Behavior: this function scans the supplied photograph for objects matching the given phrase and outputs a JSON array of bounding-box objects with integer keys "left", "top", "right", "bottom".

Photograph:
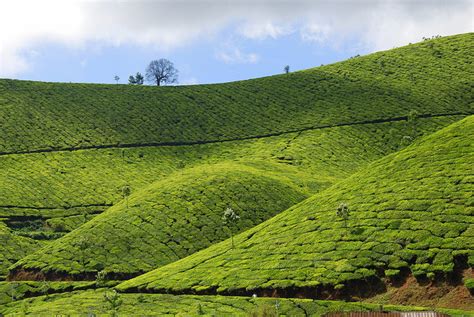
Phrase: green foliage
[
  {"left": 248, "top": 303, "right": 278, "bottom": 317},
  {"left": 1, "top": 34, "right": 472, "bottom": 155},
  {"left": 0, "top": 281, "right": 97, "bottom": 305},
  {"left": 0, "top": 34, "right": 472, "bottom": 313},
  {"left": 336, "top": 202, "right": 350, "bottom": 227},
  {"left": 118, "top": 116, "right": 474, "bottom": 295},
  {"left": 103, "top": 289, "right": 122, "bottom": 316},
  {"left": 0, "top": 290, "right": 471, "bottom": 316},
  {"left": 464, "top": 278, "right": 474, "bottom": 291},
  {"left": 96, "top": 270, "right": 107, "bottom": 287},
  {"left": 11, "top": 163, "right": 308, "bottom": 277}
]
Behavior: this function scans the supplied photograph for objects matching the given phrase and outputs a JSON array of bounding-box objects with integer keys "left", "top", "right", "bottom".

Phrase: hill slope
[
  {"left": 1, "top": 33, "right": 472, "bottom": 154},
  {"left": 1, "top": 33, "right": 472, "bottom": 280},
  {"left": 8, "top": 163, "right": 307, "bottom": 279},
  {"left": 118, "top": 115, "right": 474, "bottom": 309},
  {"left": 0, "top": 223, "right": 41, "bottom": 280}
]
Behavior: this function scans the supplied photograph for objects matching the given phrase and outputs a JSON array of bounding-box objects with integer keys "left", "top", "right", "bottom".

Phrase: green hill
[
  {"left": 118, "top": 115, "right": 474, "bottom": 308},
  {"left": 8, "top": 163, "right": 308, "bottom": 279},
  {"left": 1, "top": 33, "right": 472, "bottom": 280},
  {"left": 1, "top": 117, "right": 461, "bottom": 279},
  {"left": 1, "top": 33, "right": 472, "bottom": 155}
]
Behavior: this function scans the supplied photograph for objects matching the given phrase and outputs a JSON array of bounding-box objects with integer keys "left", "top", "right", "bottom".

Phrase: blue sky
[{"left": 1, "top": 1, "right": 472, "bottom": 85}]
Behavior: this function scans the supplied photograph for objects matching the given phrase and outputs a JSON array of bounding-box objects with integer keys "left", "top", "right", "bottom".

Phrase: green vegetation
[
  {"left": 0, "top": 223, "right": 41, "bottom": 279},
  {"left": 1, "top": 34, "right": 472, "bottom": 154},
  {"left": 9, "top": 163, "right": 308, "bottom": 278},
  {"left": 0, "top": 281, "right": 97, "bottom": 305},
  {"left": 0, "top": 290, "right": 471, "bottom": 316},
  {"left": 1, "top": 117, "right": 460, "bottom": 278},
  {"left": 118, "top": 116, "right": 474, "bottom": 297},
  {"left": 0, "top": 34, "right": 473, "bottom": 313}
]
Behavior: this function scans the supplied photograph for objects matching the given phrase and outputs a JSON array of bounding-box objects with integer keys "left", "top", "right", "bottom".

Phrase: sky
[{"left": 0, "top": 0, "right": 472, "bottom": 85}]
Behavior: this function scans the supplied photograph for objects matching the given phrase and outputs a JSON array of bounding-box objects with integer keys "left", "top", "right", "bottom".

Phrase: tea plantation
[
  {"left": 0, "top": 33, "right": 473, "bottom": 315},
  {"left": 0, "top": 34, "right": 472, "bottom": 155},
  {"left": 9, "top": 163, "right": 308, "bottom": 278},
  {"left": 118, "top": 115, "right": 474, "bottom": 305},
  {"left": 0, "top": 289, "right": 470, "bottom": 316}
]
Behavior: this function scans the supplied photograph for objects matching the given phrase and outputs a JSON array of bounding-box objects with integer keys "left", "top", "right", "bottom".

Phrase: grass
[
  {"left": 0, "top": 289, "right": 471, "bottom": 316},
  {"left": 117, "top": 115, "right": 474, "bottom": 300}
]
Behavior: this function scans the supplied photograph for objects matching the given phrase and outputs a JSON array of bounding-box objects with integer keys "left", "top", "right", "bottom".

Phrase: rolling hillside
[
  {"left": 1, "top": 34, "right": 472, "bottom": 281},
  {"left": 0, "top": 33, "right": 473, "bottom": 314},
  {"left": 1, "top": 33, "right": 472, "bottom": 155},
  {"left": 8, "top": 163, "right": 308, "bottom": 279},
  {"left": 118, "top": 115, "right": 474, "bottom": 309}
]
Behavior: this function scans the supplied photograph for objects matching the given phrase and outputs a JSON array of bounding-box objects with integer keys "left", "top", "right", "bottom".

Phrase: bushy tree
[
  {"left": 336, "top": 202, "right": 350, "bottom": 227},
  {"left": 96, "top": 270, "right": 107, "bottom": 287},
  {"left": 103, "top": 289, "right": 122, "bottom": 316},
  {"left": 128, "top": 72, "right": 144, "bottom": 85},
  {"left": 284, "top": 65, "right": 290, "bottom": 74},
  {"left": 145, "top": 58, "right": 178, "bottom": 86}
]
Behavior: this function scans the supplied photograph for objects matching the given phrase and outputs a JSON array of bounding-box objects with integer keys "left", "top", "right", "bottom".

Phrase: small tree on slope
[{"left": 222, "top": 207, "right": 240, "bottom": 249}]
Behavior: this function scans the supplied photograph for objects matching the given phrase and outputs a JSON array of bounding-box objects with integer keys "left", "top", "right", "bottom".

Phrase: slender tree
[
  {"left": 222, "top": 207, "right": 240, "bottom": 249},
  {"left": 114, "top": 75, "right": 120, "bottom": 84},
  {"left": 145, "top": 59, "right": 178, "bottom": 86},
  {"left": 122, "top": 185, "right": 131, "bottom": 208},
  {"left": 284, "top": 65, "right": 290, "bottom": 74}
]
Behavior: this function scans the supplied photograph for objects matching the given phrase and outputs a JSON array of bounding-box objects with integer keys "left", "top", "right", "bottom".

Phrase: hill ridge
[{"left": 0, "top": 111, "right": 470, "bottom": 157}]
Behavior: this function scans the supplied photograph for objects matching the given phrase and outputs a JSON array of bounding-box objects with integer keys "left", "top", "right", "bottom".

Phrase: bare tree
[{"left": 145, "top": 59, "right": 178, "bottom": 86}]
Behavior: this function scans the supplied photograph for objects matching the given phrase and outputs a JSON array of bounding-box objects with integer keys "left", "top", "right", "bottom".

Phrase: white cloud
[
  {"left": 0, "top": 0, "right": 472, "bottom": 76},
  {"left": 216, "top": 47, "right": 259, "bottom": 64},
  {"left": 300, "top": 24, "right": 332, "bottom": 44},
  {"left": 238, "top": 21, "right": 293, "bottom": 40}
]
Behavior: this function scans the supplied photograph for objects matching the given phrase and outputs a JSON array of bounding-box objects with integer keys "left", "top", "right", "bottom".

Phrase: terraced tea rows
[
  {"left": 9, "top": 163, "right": 309, "bottom": 279},
  {"left": 0, "top": 223, "right": 41, "bottom": 280},
  {"left": 0, "top": 33, "right": 473, "bottom": 314},
  {"left": 118, "top": 116, "right": 474, "bottom": 309},
  {"left": 0, "top": 289, "right": 469, "bottom": 316},
  {"left": 2, "top": 117, "right": 462, "bottom": 279},
  {"left": 1, "top": 34, "right": 472, "bottom": 154}
]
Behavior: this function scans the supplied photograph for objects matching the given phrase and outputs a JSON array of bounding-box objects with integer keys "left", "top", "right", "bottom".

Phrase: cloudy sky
[{"left": 0, "top": 0, "right": 472, "bottom": 84}]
